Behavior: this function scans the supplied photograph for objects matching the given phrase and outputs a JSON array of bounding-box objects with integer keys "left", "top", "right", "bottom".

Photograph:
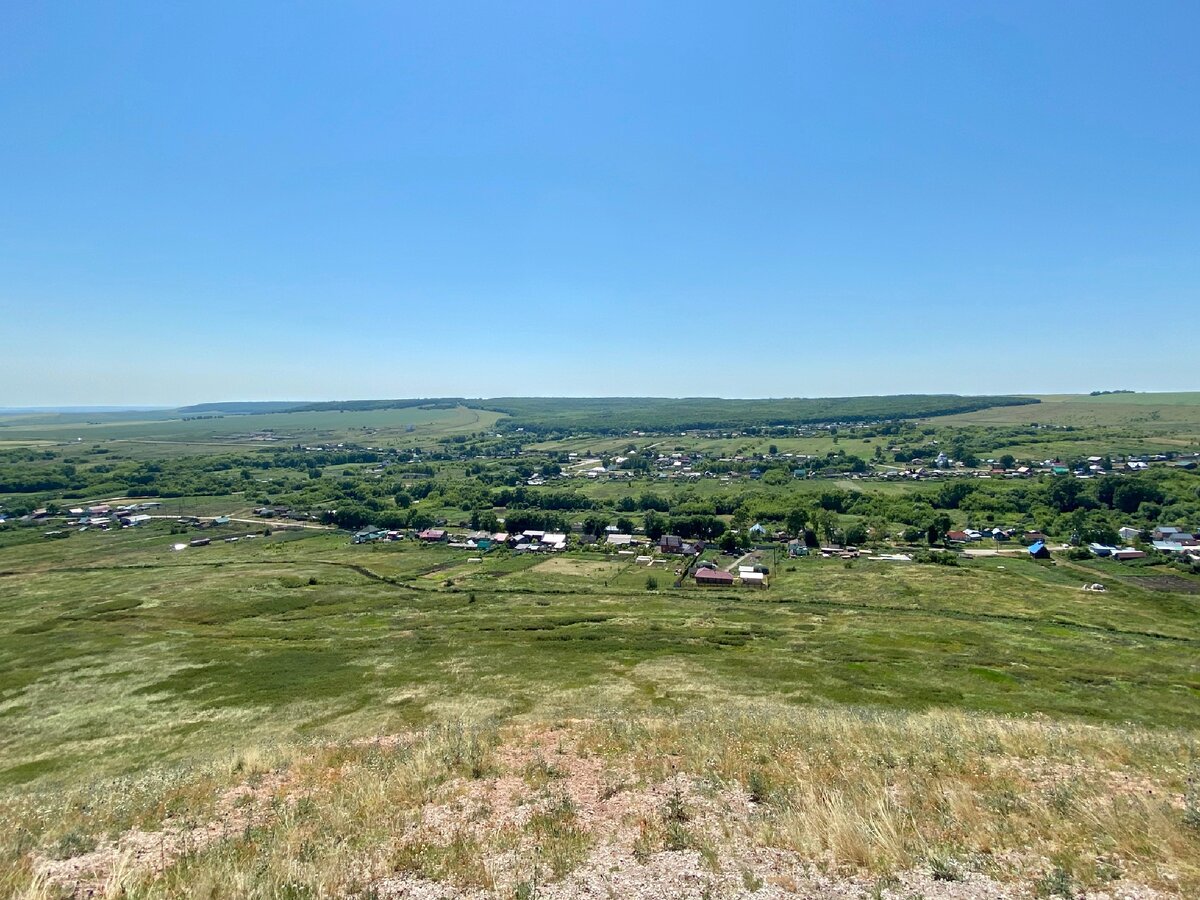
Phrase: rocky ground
[{"left": 30, "top": 725, "right": 1189, "bottom": 899}]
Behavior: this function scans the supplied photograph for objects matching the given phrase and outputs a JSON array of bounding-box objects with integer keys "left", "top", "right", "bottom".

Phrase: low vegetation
[{"left": 1, "top": 392, "right": 1198, "bottom": 896}]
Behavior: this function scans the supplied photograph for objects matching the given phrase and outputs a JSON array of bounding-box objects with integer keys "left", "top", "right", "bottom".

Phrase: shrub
[
  {"left": 915, "top": 550, "right": 959, "bottom": 566},
  {"left": 1035, "top": 866, "right": 1074, "bottom": 898}
]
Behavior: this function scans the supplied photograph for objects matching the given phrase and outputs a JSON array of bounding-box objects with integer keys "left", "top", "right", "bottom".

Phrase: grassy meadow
[
  {"left": 2, "top": 393, "right": 1200, "bottom": 897},
  {"left": 0, "top": 528, "right": 1195, "bottom": 897}
]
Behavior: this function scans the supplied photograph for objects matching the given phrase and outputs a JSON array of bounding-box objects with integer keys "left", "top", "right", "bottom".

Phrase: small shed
[{"left": 1028, "top": 541, "right": 1051, "bottom": 560}]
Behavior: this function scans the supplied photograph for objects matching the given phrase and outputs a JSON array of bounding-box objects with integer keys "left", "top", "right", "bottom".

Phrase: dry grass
[
  {"left": 529, "top": 557, "right": 618, "bottom": 578},
  {"left": 579, "top": 706, "right": 1200, "bottom": 890},
  {"left": 4, "top": 708, "right": 1198, "bottom": 898}
]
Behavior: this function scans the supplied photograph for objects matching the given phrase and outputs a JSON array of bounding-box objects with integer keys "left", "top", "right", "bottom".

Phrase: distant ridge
[
  {"left": 176, "top": 401, "right": 310, "bottom": 415},
  {"left": 0, "top": 406, "right": 173, "bottom": 414},
  {"left": 238, "top": 394, "right": 1041, "bottom": 434}
]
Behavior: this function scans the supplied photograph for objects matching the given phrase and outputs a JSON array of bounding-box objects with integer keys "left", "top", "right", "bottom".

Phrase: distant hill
[
  {"left": 290, "top": 398, "right": 467, "bottom": 413},
  {"left": 176, "top": 401, "right": 309, "bottom": 415},
  {"left": 474, "top": 395, "right": 1040, "bottom": 434},
  {"left": 252, "top": 394, "right": 1040, "bottom": 434}
]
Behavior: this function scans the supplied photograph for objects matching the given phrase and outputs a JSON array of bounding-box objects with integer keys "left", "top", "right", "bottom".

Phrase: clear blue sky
[{"left": 2, "top": 1, "right": 1197, "bottom": 405}]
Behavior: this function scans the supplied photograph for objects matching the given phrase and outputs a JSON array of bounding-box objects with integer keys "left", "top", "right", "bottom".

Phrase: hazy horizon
[{"left": 6, "top": 389, "right": 1200, "bottom": 415}]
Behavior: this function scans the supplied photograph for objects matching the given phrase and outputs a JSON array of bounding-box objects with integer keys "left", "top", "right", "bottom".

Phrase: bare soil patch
[
  {"left": 30, "top": 722, "right": 1191, "bottom": 899},
  {"left": 532, "top": 558, "right": 618, "bottom": 578}
]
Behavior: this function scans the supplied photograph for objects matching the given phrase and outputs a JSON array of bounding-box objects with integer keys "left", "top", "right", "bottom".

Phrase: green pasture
[
  {"left": 938, "top": 392, "right": 1200, "bottom": 428},
  {"left": 0, "top": 405, "right": 501, "bottom": 447},
  {"left": 1, "top": 525, "right": 1197, "bottom": 791}
]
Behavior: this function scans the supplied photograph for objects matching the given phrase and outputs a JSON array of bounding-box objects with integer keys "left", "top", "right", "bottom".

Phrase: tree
[
  {"left": 470, "top": 509, "right": 499, "bottom": 532},
  {"left": 582, "top": 514, "right": 608, "bottom": 537},
  {"left": 616, "top": 516, "right": 635, "bottom": 534},
  {"left": 643, "top": 511, "right": 666, "bottom": 540},
  {"left": 785, "top": 507, "right": 809, "bottom": 537},
  {"left": 638, "top": 493, "right": 669, "bottom": 512},
  {"left": 1048, "top": 477, "right": 1084, "bottom": 513},
  {"left": 927, "top": 513, "right": 953, "bottom": 546},
  {"left": 844, "top": 522, "right": 869, "bottom": 545},
  {"left": 999, "top": 454, "right": 1015, "bottom": 470},
  {"left": 731, "top": 506, "right": 750, "bottom": 531},
  {"left": 768, "top": 444, "right": 779, "bottom": 455},
  {"left": 815, "top": 510, "right": 839, "bottom": 544},
  {"left": 1112, "top": 480, "right": 1164, "bottom": 514}
]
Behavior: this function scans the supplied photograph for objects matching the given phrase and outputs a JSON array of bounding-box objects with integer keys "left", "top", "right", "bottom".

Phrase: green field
[
  {"left": 2, "top": 524, "right": 1197, "bottom": 791},
  {"left": 2, "top": 393, "right": 1200, "bottom": 897},
  {"left": 0, "top": 405, "right": 502, "bottom": 449}
]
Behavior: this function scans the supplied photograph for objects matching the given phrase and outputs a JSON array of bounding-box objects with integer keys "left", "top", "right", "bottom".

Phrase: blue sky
[{"left": 1, "top": 1, "right": 1197, "bottom": 405}]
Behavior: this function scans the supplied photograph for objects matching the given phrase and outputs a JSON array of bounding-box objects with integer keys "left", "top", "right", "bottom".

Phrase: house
[
  {"left": 1112, "top": 548, "right": 1146, "bottom": 560},
  {"left": 211, "top": 515, "right": 230, "bottom": 526},
  {"left": 122, "top": 514, "right": 152, "bottom": 527},
  {"left": 1152, "top": 540, "right": 1185, "bottom": 554},
  {"left": 606, "top": 533, "right": 634, "bottom": 547},
  {"left": 418, "top": 528, "right": 447, "bottom": 542},
  {"left": 660, "top": 535, "right": 684, "bottom": 554},
  {"left": 1118, "top": 526, "right": 1142, "bottom": 543},
  {"left": 353, "top": 527, "right": 387, "bottom": 544},
  {"left": 695, "top": 568, "right": 735, "bottom": 586},
  {"left": 1028, "top": 541, "right": 1051, "bottom": 559},
  {"left": 1023, "top": 531, "right": 1047, "bottom": 545},
  {"left": 1088, "top": 543, "right": 1116, "bottom": 557},
  {"left": 945, "top": 530, "right": 970, "bottom": 544},
  {"left": 740, "top": 571, "right": 766, "bottom": 587},
  {"left": 748, "top": 523, "right": 767, "bottom": 537},
  {"left": 1152, "top": 526, "right": 1184, "bottom": 542},
  {"left": 787, "top": 541, "right": 808, "bottom": 557},
  {"left": 540, "top": 533, "right": 568, "bottom": 550}
]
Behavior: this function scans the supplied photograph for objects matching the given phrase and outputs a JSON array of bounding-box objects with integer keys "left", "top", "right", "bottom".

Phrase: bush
[
  {"left": 645, "top": 575, "right": 658, "bottom": 591},
  {"left": 1035, "top": 866, "right": 1074, "bottom": 898},
  {"left": 915, "top": 550, "right": 959, "bottom": 566}
]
